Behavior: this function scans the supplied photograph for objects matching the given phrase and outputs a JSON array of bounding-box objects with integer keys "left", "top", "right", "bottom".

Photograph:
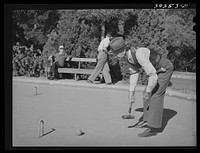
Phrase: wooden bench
[
  {"left": 58, "top": 58, "right": 98, "bottom": 80},
  {"left": 47, "top": 57, "right": 100, "bottom": 80}
]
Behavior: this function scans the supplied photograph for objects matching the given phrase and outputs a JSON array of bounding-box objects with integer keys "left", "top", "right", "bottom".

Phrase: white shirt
[
  {"left": 127, "top": 50, "right": 135, "bottom": 64},
  {"left": 98, "top": 36, "right": 110, "bottom": 52},
  {"left": 129, "top": 47, "right": 158, "bottom": 93}
]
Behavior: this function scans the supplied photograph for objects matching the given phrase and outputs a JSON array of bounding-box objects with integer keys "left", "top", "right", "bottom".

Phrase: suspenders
[{"left": 127, "top": 48, "right": 140, "bottom": 67}]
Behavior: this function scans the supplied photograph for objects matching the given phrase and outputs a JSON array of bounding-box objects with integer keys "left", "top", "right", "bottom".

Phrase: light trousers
[{"left": 88, "top": 50, "right": 112, "bottom": 83}]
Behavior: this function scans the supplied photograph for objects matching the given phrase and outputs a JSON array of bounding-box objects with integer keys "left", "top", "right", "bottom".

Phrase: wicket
[{"left": 38, "top": 120, "right": 44, "bottom": 138}]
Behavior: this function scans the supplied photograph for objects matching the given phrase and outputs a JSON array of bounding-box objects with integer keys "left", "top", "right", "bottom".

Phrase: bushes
[
  {"left": 12, "top": 42, "right": 151, "bottom": 85},
  {"left": 12, "top": 43, "right": 45, "bottom": 77},
  {"left": 12, "top": 9, "right": 196, "bottom": 83},
  {"left": 12, "top": 42, "right": 149, "bottom": 85}
]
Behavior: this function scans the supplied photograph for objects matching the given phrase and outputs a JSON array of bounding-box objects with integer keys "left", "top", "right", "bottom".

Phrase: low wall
[{"left": 170, "top": 71, "right": 196, "bottom": 91}]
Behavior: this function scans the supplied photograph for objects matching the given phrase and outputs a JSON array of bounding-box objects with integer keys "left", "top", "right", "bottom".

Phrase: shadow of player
[{"left": 129, "top": 108, "right": 177, "bottom": 133}]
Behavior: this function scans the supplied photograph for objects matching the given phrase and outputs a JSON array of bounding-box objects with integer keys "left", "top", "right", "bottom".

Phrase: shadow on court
[{"left": 129, "top": 108, "right": 177, "bottom": 133}]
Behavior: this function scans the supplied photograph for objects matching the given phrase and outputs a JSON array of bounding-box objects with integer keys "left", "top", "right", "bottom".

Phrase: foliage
[
  {"left": 12, "top": 43, "right": 45, "bottom": 77},
  {"left": 12, "top": 10, "right": 60, "bottom": 49},
  {"left": 164, "top": 9, "right": 196, "bottom": 72},
  {"left": 12, "top": 8, "right": 196, "bottom": 84}
]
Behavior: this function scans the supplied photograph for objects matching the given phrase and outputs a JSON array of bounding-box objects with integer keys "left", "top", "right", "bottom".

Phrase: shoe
[
  {"left": 134, "top": 121, "right": 147, "bottom": 128},
  {"left": 136, "top": 124, "right": 148, "bottom": 128},
  {"left": 48, "top": 76, "right": 52, "bottom": 80},
  {"left": 48, "top": 76, "right": 54, "bottom": 80},
  {"left": 52, "top": 75, "right": 59, "bottom": 80},
  {"left": 53, "top": 77, "right": 59, "bottom": 80},
  {"left": 106, "top": 82, "right": 113, "bottom": 85},
  {"left": 87, "top": 79, "right": 93, "bottom": 83},
  {"left": 138, "top": 128, "right": 158, "bottom": 137}
]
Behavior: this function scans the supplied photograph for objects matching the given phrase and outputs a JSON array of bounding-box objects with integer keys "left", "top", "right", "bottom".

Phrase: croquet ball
[{"left": 76, "top": 129, "right": 84, "bottom": 136}]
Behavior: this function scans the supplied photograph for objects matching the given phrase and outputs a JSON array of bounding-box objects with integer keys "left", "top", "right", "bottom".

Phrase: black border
[
  {"left": 4, "top": 3, "right": 196, "bottom": 9},
  {"left": 4, "top": 5, "right": 13, "bottom": 151},
  {"left": 4, "top": 3, "right": 197, "bottom": 151}
]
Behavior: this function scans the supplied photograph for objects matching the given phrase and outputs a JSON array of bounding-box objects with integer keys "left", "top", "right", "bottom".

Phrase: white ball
[{"left": 76, "top": 129, "right": 84, "bottom": 136}]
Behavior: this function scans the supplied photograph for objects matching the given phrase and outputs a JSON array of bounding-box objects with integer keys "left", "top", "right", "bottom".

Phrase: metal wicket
[
  {"left": 38, "top": 120, "right": 44, "bottom": 138},
  {"left": 34, "top": 86, "right": 37, "bottom": 95}
]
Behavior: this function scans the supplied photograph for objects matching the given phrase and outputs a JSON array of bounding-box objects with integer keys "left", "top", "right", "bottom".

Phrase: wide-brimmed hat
[{"left": 109, "top": 37, "right": 128, "bottom": 55}]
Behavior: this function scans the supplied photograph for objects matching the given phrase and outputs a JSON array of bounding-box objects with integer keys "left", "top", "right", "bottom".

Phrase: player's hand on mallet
[
  {"left": 143, "top": 92, "right": 150, "bottom": 100},
  {"left": 160, "top": 67, "right": 166, "bottom": 72},
  {"left": 108, "top": 50, "right": 113, "bottom": 55}
]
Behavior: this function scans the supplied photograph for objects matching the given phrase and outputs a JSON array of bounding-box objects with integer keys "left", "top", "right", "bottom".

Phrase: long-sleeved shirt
[
  {"left": 128, "top": 47, "right": 158, "bottom": 93},
  {"left": 48, "top": 52, "right": 66, "bottom": 67},
  {"left": 98, "top": 36, "right": 110, "bottom": 52}
]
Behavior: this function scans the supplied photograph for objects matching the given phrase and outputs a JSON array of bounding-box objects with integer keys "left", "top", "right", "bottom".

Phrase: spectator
[{"left": 48, "top": 45, "right": 72, "bottom": 80}]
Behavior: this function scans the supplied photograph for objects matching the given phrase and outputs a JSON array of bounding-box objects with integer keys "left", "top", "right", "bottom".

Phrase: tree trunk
[
  {"left": 101, "top": 21, "right": 105, "bottom": 41},
  {"left": 118, "top": 20, "right": 124, "bottom": 35}
]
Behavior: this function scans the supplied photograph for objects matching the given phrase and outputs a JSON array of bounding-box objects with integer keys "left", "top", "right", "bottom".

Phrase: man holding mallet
[
  {"left": 109, "top": 37, "right": 173, "bottom": 137},
  {"left": 109, "top": 37, "right": 158, "bottom": 120}
]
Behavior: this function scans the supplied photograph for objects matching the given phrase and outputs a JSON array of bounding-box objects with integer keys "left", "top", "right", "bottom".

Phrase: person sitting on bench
[{"left": 48, "top": 45, "right": 72, "bottom": 80}]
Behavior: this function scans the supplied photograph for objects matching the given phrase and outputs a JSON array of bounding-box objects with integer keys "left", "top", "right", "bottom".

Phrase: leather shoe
[
  {"left": 48, "top": 76, "right": 54, "bottom": 80},
  {"left": 106, "top": 82, "right": 113, "bottom": 85},
  {"left": 135, "top": 124, "right": 148, "bottom": 128},
  {"left": 53, "top": 77, "right": 59, "bottom": 80},
  {"left": 87, "top": 79, "right": 93, "bottom": 83},
  {"left": 134, "top": 121, "right": 147, "bottom": 128},
  {"left": 138, "top": 128, "right": 158, "bottom": 137}
]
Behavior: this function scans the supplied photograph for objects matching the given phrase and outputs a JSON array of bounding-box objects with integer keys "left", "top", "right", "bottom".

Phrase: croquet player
[
  {"left": 87, "top": 33, "right": 113, "bottom": 85},
  {"left": 109, "top": 37, "right": 158, "bottom": 117},
  {"left": 137, "top": 51, "right": 174, "bottom": 137},
  {"left": 109, "top": 37, "right": 174, "bottom": 137},
  {"left": 48, "top": 45, "right": 72, "bottom": 80}
]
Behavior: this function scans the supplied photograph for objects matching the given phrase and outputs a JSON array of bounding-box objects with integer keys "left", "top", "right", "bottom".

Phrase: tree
[
  {"left": 55, "top": 10, "right": 100, "bottom": 58},
  {"left": 119, "top": 9, "right": 169, "bottom": 83},
  {"left": 42, "top": 30, "right": 59, "bottom": 58},
  {"left": 13, "top": 8, "right": 196, "bottom": 79},
  {"left": 165, "top": 9, "right": 196, "bottom": 72},
  {"left": 126, "top": 9, "right": 168, "bottom": 54},
  {"left": 12, "top": 10, "right": 60, "bottom": 49}
]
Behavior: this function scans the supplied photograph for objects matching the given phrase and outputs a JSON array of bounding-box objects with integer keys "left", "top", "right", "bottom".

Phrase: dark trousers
[
  {"left": 143, "top": 60, "right": 174, "bottom": 128},
  {"left": 49, "top": 62, "right": 59, "bottom": 74}
]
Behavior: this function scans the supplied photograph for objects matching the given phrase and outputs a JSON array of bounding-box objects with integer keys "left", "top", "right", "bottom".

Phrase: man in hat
[
  {"left": 137, "top": 52, "right": 174, "bottom": 137},
  {"left": 109, "top": 37, "right": 174, "bottom": 137},
  {"left": 109, "top": 37, "right": 158, "bottom": 114},
  {"left": 87, "top": 33, "right": 113, "bottom": 85},
  {"left": 48, "top": 45, "right": 72, "bottom": 80}
]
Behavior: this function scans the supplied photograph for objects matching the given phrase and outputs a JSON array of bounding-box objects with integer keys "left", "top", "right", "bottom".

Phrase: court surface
[{"left": 13, "top": 81, "right": 196, "bottom": 147}]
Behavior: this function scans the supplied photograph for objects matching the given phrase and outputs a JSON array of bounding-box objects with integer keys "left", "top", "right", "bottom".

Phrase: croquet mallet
[{"left": 122, "top": 92, "right": 135, "bottom": 119}]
